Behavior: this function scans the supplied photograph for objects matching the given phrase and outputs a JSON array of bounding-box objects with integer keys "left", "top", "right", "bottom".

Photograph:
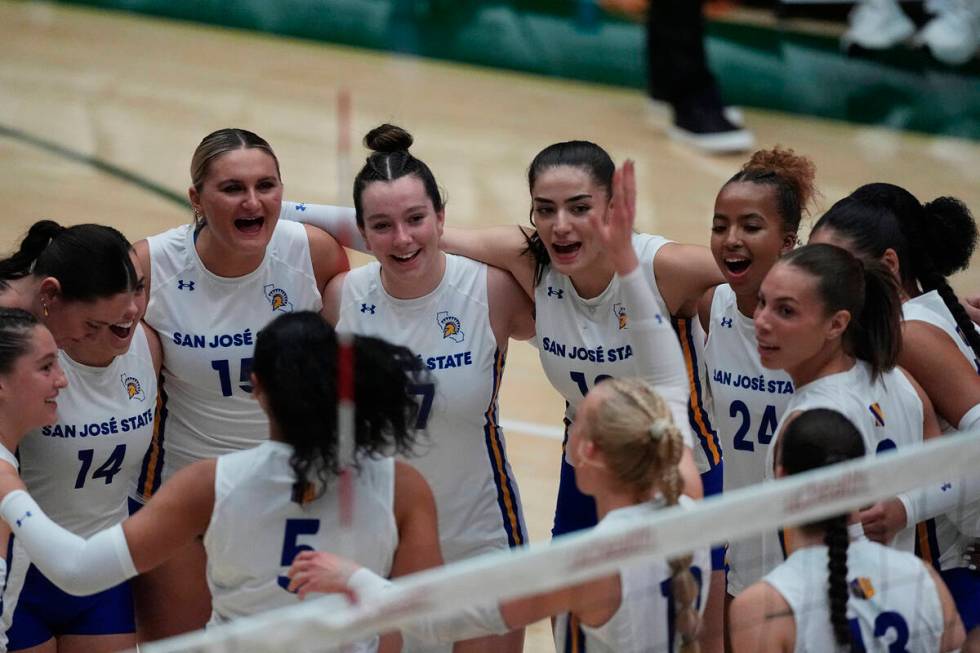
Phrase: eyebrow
[{"left": 532, "top": 194, "right": 593, "bottom": 204}]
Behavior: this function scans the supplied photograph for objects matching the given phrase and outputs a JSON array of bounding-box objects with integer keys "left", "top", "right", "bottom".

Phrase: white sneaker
[
  {"left": 843, "top": 0, "right": 916, "bottom": 50},
  {"left": 916, "top": 0, "right": 980, "bottom": 64}
]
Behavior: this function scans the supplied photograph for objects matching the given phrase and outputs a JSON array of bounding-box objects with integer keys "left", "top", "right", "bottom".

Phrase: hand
[
  {"left": 961, "top": 294, "right": 980, "bottom": 326},
  {"left": 590, "top": 160, "right": 640, "bottom": 277},
  {"left": 287, "top": 550, "right": 362, "bottom": 601},
  {"left": 859, "top": 498, "right": 908, "bottom": 545}
]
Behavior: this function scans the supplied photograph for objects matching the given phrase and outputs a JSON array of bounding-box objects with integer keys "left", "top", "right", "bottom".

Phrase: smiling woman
[{"left": 128, "top": 128, "right": 349, "bottom": 641}]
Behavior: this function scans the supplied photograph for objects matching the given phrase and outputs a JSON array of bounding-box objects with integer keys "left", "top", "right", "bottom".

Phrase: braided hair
[
  {"left": 812, "top": 183, "right": 980, "bottom": 362},
  {"left": 586, "top": 378, "right": 701, "bottom": 652},
  {"left": 779, "top": 409, "right": 866, "bottom": 650}
]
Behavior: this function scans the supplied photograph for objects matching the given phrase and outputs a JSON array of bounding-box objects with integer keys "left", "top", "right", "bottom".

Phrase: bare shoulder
[{"left": 304, "top": 224, "right": 350, "bottom": 291}]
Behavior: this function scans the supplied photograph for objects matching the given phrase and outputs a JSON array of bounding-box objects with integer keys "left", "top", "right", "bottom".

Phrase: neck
[
  {"left": 788, "top": 344, "right": 854, "bottom": 389},
  {"left": 783, "top": 512, "right": 860, "bottom": 555},
  {"left": 568, "top": 257, "right": 617, "bottom": 300},
  {"left": 593, "top": 485, "right": 648, "bottom": 520},
  {"left": 195, "top": 227, "right": 266, "bottom": 277},
  {"left": 0, "top": 412, "right": 27, "bottom": 453},
  {"left": 735, "top": 287, "right": 759, "bottom": 318},
  {"left": 380, "top": 251, "right": 447, "bottom": 300},
  {"left": 62, "top": 347, "right": 113, "bottom": 368}
]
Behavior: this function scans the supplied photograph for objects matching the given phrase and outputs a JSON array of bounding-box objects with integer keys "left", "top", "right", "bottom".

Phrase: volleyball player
[
  {"left": 0, "top": 221, "right": 142, "bottom": 347},
  {"left": 289, "top": 377, "right": 710, "bottom": 653},
  {"left": 130, "top": 128, "right": 349, "bottom": 638},
  {"left": 698, "top": 148, "right": 816, "bottom": 600},
  {"left": 755, "top": 244, "right": 941, "bottom": 556},
  {"left": 3, "top": 250, "right": 156, "bottom": 652},
  {"left": 808, "top": 184, "right": 980, "bottom": 642},
  {"left": 0, "top": 312, "right": 448, "bottom": 653},
  {"left": 321, "top": 123, "right": 532, "bottom": 653},
  {"left": 0, "top": 309, "right": 67, "bottom": 652},
  {"left": 731, "top": 408, "right": 964, "bottom": 653}
]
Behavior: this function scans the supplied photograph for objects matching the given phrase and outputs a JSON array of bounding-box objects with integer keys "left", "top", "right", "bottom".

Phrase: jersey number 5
[{"left": 277, "top": 518, "right": 321, "bottom": 591}]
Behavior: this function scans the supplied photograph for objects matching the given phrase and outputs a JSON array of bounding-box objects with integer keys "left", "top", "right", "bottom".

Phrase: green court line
[{"left": 0, "top": 123, "right": 189, "bottom": 209}]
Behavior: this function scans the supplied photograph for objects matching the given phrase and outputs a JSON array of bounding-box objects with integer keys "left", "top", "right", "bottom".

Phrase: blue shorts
[
  {"left": 941, "top": 567, "right": 980, "bottom": 631},
  {"left": 5, "top": 564, "right": 135, "bottom": 649},
  {"left": 551, "top": 421, "right": 598, "bottom": 538},
  {"left": 700, "top": 463, "right": 727, "bottom": 572}
]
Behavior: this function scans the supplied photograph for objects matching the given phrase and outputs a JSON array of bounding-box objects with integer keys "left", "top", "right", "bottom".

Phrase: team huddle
[{"left": 0, "top": 124, "right": 976, "bottom": 653}]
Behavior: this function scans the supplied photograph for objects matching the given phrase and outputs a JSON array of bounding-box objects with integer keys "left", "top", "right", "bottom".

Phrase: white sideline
[{"left": 139, "top": 429, "right": 980, "bottom": 653}]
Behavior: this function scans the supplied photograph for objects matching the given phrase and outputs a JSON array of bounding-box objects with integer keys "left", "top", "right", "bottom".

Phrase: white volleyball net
[{"left": 138, "top": 429, "right": 980, "bottom": 653}]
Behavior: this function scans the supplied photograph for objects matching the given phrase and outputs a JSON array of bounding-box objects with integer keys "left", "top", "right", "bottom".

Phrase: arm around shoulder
[
  {"left": 305, "top": 224, "right": 350, "bottom": 295},
  {"left": 653, "top": 243, "right": 723, "bottom": 318},
  {"left": 442, "top": 226, "right": 536, "bottom": 298}
]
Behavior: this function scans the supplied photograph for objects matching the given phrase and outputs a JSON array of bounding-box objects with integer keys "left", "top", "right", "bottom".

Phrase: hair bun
[
  {"left": 364, "top": 124, "right": 413, "bottom": 154},
  {"left": 922, "top": 196, "right": 977, "bottom": 277}
]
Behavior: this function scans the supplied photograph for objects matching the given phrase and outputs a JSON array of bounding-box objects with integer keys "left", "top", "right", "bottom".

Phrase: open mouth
[
  {"left": 552, "top": 242, "right": 581, "bottom": 256},
  {"left": 109, "top": 321, "right": 134, "bottom": 339},
  {"left": 724, "top": 258, "right": 751, "bottom": 275},
  {"left": 391, "top": 250, "right": 421, "bottom": 264},
  {"left": 234, "top": 216, "right": 265, "bottom": 234}
]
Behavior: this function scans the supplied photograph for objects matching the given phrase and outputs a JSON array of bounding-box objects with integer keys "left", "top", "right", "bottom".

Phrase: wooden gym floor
[{"left": 1, "top": 2, "right": 978, "bottom": 650}]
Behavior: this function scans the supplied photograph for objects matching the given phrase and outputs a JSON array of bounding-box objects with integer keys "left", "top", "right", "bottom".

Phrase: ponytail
[
  {"left": 0, "top": 220, "right": 65, "bottom": 283},
  {"left": 853, "top": 260, "right": 902, "bottom": 380}
]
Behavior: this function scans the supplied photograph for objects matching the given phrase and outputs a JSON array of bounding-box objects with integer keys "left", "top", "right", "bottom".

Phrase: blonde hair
[{"left": 585, "top": 378, "right": 701, "bottom": 653}]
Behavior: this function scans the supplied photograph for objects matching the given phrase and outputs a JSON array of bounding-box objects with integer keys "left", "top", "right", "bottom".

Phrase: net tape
[{"left": 140, "top": 429, "right": 980, "bottom": 653}]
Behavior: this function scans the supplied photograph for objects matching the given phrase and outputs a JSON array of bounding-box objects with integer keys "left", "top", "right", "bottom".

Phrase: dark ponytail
[
  {"left": 251, "top": 311, "right": 427, "bottom": 504},
  {"left": 813, "top": 184, "right": 980, "bottom": 362},
  {"left": 524, "top": 141, "right": 616, "bottom": 286},
  {"left": 352, "top": 124, "right": 444, "bottom": 229},
  {"left": 779, "top": 408, "right": 866, "bottom": 651},
  {"left": 0, "top": 220, "right": 138, "bottom": 301},
  {"left": 782, "top": 244, "right": 901, "bottom": 380}
]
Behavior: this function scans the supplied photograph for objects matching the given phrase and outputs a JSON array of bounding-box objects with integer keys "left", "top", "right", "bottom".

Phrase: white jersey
[
  {"left": 903, "top": 291, "right": 980, "bottom": 572},
  {"left": 765, "top": 539, "right": 944, "bottom": 653},
  {"left": 337, "top": 254, "right": 525, "bottom": 563},
  {"left": 705, "top": 285, "right": 795, "bottom": 595},
  {"left": 773, "top": 362, "right": 925, "bottom": 554},
  {"left": 535, "top": 234, "right": 681, "bottom": 428},
  {"left": 205, "top": 441, "right": 396, "bottom": 650},
  {"left": 19, "top": 325, "right": 156, "bottom": 535},
  {"left": 555, "top": 501, "right": 711, "bottom": 653},
  {"left": 139, "top": 220, "right": 321, "bottom": 497},
  {"left": 0, "top": 444, "right": 17, "bottom": 652}
]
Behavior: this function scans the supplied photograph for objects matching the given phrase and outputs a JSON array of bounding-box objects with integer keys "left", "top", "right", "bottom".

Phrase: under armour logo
[
  {"left": 295, "top": 203, "right": 307, "bottom": 211},
  {"left": 177, "top": 280, "right": 195, "bottom": 291},
  {"left": 360, "top": 303, "right": 376, "bottom": 314},
  {"left": 721, "top": 317, "right": 733, "bottom": 328},
  {"left": 547, "top": 286, "right": 564, "bottom": 299},
  {"left": 16, "top": 510, "right": 32, "bottom": 528},
  {"left": 941, "top": 482, "right": 952, "bottom": 492}
]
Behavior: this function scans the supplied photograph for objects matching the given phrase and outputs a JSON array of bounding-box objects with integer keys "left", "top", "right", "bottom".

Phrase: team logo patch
[
  {"left": 868, "top": 402, "right": 885, "bottom": 427},
  {"left": 613, "top": 303, "right": 629, "bottom": 330},
  {"left": 121, "top": 374, "right": 146, "bottom": 401},
  {"left": 850, "top": 577, "right": 876, "bottom": 600},
  {"left": 437, "top": 311, "right": 464, "bottom": 343},
  {"left": 264, "top": 284, "right": 293, "bottom": 313}
]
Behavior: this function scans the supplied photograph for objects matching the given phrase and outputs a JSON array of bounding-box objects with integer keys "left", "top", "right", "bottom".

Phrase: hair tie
[{"left": 649, "top": 418, "right": 672, "bottom": 441}]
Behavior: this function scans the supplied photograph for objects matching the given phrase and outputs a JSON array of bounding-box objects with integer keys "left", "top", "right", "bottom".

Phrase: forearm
[
  {"left": 0, "top": 490, "right": 136, "bottom": 595},
  {"left": 280, "top": 201, "right": 365, "bottom": 252},
  {"left": 619, "top": 266, "right": 694, "bottom": 447}
]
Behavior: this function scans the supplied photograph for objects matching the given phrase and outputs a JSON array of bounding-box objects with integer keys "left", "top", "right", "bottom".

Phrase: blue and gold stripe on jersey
[
  {"left": 672, "top": 317, "right": 722, "bottom": 469},
  {"left": 483, "top": 348, "right": 525, "bottom": 548},
  {"left": 135, "top": 379, "right": 169, "bottom": 502}
]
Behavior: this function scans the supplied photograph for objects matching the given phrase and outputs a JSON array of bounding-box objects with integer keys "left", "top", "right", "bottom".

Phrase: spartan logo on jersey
[
  {"left": 613, "top": 303, "right": 629, "bottom": 330},
  {"left": 850, "top": 577, "right": 876, "bottom": 600},
  {"left": 121, "top": 374, "right": 146, "bottom": 401},
  {"left": 868, "top": 402, "right": 885, "bottom": 427},
  {"left": 437, "top": 311, "right": 464, "bottom": 343},
  {"left": 263, "top": 284, "right": 293, "bottom": 313}
]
